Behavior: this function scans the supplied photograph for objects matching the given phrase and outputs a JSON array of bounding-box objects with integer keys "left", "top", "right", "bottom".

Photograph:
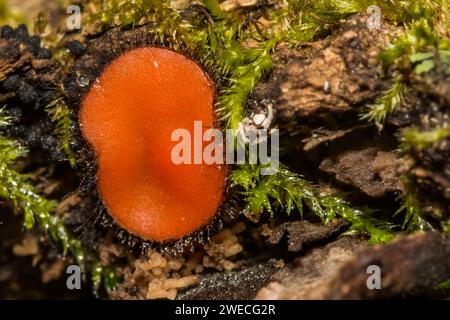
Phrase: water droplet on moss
[{"left": 76, "top": 74, "right": 90, "bottom": 87}]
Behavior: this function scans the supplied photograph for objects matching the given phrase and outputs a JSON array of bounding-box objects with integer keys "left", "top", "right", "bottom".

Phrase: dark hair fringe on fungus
[{"left": 63, "top": 24, "right": 241, "bottom": 256}]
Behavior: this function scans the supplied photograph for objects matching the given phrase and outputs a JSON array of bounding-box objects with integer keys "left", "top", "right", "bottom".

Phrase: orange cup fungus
[{"left": 79, "top": 47, "right": 228, "bottom": 242}]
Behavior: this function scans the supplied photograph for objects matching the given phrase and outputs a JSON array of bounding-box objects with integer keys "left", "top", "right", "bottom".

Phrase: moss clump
[
  {"left": 0, "top": 109, "right": 121, "bottom": 294},
  {"left": 361, "top": 76, "right": 405, "bottom": 126},
  {"left": 0, "top": 0, "right": 28, "bottom": 28},
  {"left": 232, "top": 164, "right": 395, "bottom": 244},
  {"left": 357, "top": 1, "right": 450, "bottom": 233},
  {"left": 0, "top": 110, "right": 84, "bottom": 261},
  {"left": 401, "top": 126, "right": 450, "bottom": 152},
  {"left": 395, "top": 176, "right": 434, "bottom": 232},
  {"left": 92, "top": 260, "right": 121, "bottom": 297},
  {"left": 46, "top": 98, "right": 78, "bottom": 168}
]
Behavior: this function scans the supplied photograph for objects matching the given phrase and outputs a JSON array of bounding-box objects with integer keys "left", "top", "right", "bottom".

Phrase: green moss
[
  {"left": 232, "top": 164, "right": 396, "bottom": 244},
  {"left": 267, "top": 0, "right": 449, "bottom": 47},
  {"left": 217, "top": 42, "right": 274, "bottom": 131},
  {"left": 442, "top": 218, "right": 450, "bottom": 233},
  {"left": 88, "top": 0, "right": 177, "bottom": 32},
  {"left": 395, "top": 126, "right": 450, "bottom": 234},
  {"left": 46, "top": 98, "right": 78, "bottom": 168},
  {"left": 363, "top": 17, "right": 449, "bottom": 126},
  {"left": 396, "top": 176, "right": 434, "bottom": 232},
  {"left": 401, "top": 126, "right": 450, "bottom": 151},
  {"left": 437, "top": 278, "right": 450, "bottom": 292},
  {"left": 361, "top": 76, "right": 405, "bottom": 126},
  {"left": 0, "top": 110, "right": 86, "bottom": 270},
  {"left": 0, "top": 0, "right": 28, "bottom": 27},
  {"left": 92, "top": 260, "right": 121, "bottom": 297},
  {"left": 380, "top": 18, "right": 446, "bottom": 68},
  {"left": 362, "top": 2, "right": 450, "bottom": 124},
  {"left": 356, "top": 1, "right": 450, "bottom": 232},
  {"left": 413, "top": 50, "right": 450, "bottom": 74}
]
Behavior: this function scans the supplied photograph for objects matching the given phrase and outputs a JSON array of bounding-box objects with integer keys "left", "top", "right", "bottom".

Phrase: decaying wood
[
  {"left": 257, "top": 232, "right": 450, "bottom": 299},
  {"left": 256, "top": 237, "right": 367, "bottom": 299},
  {"left": 325, "top": 232, "right": 450, "bottom": 299},
  {"left": 265, "top": 219, "right": 349, "bottom": 252}
]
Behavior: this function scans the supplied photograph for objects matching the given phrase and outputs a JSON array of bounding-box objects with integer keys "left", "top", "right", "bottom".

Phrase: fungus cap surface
[{"left": 80, "top": 47, "right": 227, "bottom": 242}]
